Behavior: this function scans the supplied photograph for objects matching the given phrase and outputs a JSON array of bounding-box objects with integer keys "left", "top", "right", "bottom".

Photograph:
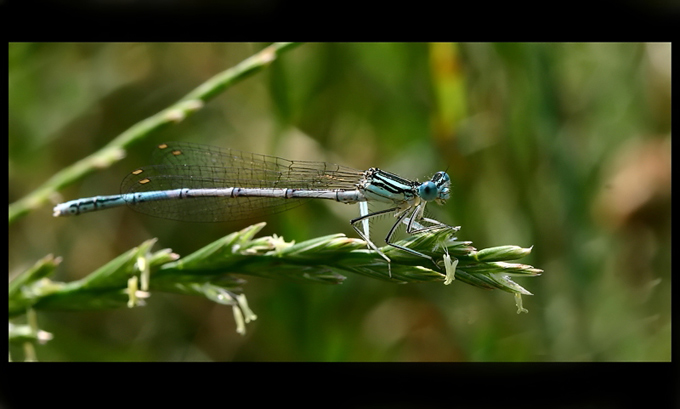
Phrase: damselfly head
[
  {"left": 435, "top": 187, "right": 450, "bottom": 205},
  {"left": 433, "top": 171, "right": 451, "bottom": 204},
  {"left": 417, "top": 181, "right": 438, "bottom": 201},
  {"left": 418, "top": 171, "right": 451, "bottom": 203}
]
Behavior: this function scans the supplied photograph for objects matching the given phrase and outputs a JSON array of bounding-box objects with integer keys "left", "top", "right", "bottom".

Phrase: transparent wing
[{"left": 120, "top": 142, "right": 363, "bottom": 222}]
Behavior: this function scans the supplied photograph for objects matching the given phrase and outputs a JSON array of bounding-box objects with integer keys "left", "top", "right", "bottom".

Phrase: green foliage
[
  {"left": 9, "top": 222, "right": 541, "bottom": 340},
  {"left": 8, "top": 42, "right": 670, "bottom": 361}
]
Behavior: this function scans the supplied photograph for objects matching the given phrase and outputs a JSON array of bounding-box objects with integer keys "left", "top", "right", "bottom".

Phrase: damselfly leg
[{"left": 350, "top": 203, "right": 458, "bottom": 277}]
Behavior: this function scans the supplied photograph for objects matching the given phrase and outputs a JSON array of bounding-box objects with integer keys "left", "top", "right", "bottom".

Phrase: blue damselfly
[{"left": 53, "top": 142, "right": 456, "bottom": 274}]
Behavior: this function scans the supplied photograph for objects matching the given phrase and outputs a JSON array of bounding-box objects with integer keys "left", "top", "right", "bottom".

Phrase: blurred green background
[{"left": 8, "top": 42, "right": 671, "bottom": 361}]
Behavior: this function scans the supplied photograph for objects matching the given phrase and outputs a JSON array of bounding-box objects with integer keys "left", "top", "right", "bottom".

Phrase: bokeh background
[{"left": 8, "top": 42, "right": 671, "bottom": 361}]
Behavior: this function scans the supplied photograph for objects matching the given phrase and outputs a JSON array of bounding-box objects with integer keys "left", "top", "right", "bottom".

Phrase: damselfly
[{"left": 53, "top": 142, "right": 457, "bottom": 274}]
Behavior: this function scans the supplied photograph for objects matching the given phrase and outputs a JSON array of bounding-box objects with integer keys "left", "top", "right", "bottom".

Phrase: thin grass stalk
[
  {"left": 9, "top": 223, "right": 542, "bottom": 330},
  {"left": 8, "top": 42, "right": 302, "bottom": 224}
]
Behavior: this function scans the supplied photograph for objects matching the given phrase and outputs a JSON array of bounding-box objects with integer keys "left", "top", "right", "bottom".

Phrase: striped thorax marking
[{"left": 360, "top": 168, "right": 418, "bottom": 204}]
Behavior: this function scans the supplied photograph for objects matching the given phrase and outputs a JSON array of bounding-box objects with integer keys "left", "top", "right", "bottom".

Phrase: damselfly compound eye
[{"left": 418, "top": 181, "right": 438, "bottom": 201}]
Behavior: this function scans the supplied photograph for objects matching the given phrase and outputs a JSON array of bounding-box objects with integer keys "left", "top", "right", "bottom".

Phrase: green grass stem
[
  {"left": 8, "top": 42, "right": 302, "bottom": 225},
  {"left": 9, "top": 223, "right": 542, "bottom": 334}
]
